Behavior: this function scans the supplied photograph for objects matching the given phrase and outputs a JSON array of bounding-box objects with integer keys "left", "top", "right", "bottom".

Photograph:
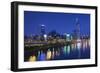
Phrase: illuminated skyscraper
[
  {"left": 72, "top": 18, "right": 80, "bottom": 40},
  {"left": 40, "top": 24, "right": 47, "bottom": 41},
  {"left": 76, "top": 18, "right": 80, "bottom": 39},
  {"left": 40, "top": 24, "right": 46, "bottom": 36}
]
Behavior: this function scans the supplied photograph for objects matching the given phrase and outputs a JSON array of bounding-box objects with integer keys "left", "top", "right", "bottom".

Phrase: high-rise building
[
  {"left": 72, "top": 18, "right": 80, "bottom": 40},
  {"left": 76, "top": 18, "right": 80, "bottom": 39},
  {"left": 40, "top": 24, "right": 46, "bottom": 36},
  {"left": 40, "top": 24, "right": 47, "bottom": 41}
]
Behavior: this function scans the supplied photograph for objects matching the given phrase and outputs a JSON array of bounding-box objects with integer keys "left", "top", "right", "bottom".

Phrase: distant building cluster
[{"left": 24, "top": 18, "right": 90, "bottom": 44}]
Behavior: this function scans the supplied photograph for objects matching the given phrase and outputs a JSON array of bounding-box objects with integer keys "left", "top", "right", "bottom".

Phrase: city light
[
  {"left": 44, "top": 34, "right": 47, "bottom": 41},
  {"left": 24, "top": 11, "right": 90, "bottom": 62}
]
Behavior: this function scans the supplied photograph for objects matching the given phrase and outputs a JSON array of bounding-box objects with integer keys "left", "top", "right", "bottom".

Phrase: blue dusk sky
[{"left": 24, "top": 11, "right": 90, "bottom": 36}]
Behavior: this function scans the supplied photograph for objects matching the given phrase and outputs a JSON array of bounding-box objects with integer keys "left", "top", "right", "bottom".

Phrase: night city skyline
[
  {"left": 24, "top": 11, "right": 90, "bottom": 62},
  {"left": 24, "top": 11, "right": 90, "bottom": 36}
]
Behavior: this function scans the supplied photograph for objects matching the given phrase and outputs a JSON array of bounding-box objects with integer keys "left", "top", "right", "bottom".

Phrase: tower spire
[{"left": 75, "top": 18, "right": 80, "bottom": 39}]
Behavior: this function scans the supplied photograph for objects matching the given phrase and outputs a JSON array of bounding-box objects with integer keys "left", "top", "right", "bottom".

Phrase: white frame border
[{"left": 18, "top": 5, "right": 96, "bottom": 69}]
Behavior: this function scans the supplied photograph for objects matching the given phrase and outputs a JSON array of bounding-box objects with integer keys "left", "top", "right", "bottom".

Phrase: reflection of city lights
[
  {"left": 26, "top": 34, "right": 90, "bottom": 61},
  {"left": 88, "top": 39, "right": 90, "bottom": 47},
  {"left": 63, "top": 46, "right": 67, "bottom": 55},
  {"left": 76, "top": 39, "right": 81, "bottom": 50},
  {"left": 77, "top": 42, "right": 81, "bottom": 50},
  {"left": 39, "top": 51, "right": 46, "bottom": 61},
  {"left": 55, "top": 50, "right": 59, "bottom": 56},
  {"left": 71, "top": 44, "right": 74, "bottom": 50},
  {"left": 57, "top": 49, "right": 60, "bottom": 56},
  {"left": 83, "top": 42, "right": 86, "bottom": 49},
  {"left": 67, "top": 45, "right": 70, "bottom": 54},
  {"left": 38, "top": 51, "right": 40, "bottom": 58},
  {"left": 74, "top": 43, "right": 77, "bottom": 49},
  {"left": 46, "top": 49, "right": 51, "bottom": 60},
  {"left": 52, "top": 48, "right": 55, "bottom": 59},
  {"left": 29, "top": 55, "right": 36, "bottom": 62},
  {"left": 85, "top": 41, "right": 88, "bottom": 48}
]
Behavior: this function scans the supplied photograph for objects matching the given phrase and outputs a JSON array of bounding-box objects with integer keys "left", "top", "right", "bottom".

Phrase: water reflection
[
  {"left": 24, "top": 40, "right": 90, "bottom": 62},
  {"left": 46, "top": 49, "right": 52, "bottom": 60},
  {"left": 38, "top": 51, "right": 46, "bottom": 61},
  {"left": 29, "top": 55, "right": 36, "bottom": 62},
  {"left": 51, "top": 48, "right": 55, "bottom": 59}
]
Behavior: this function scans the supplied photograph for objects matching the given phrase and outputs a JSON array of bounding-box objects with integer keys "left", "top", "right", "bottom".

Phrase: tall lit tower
[
  {"left": 40, "top": 24, "right": 46, "bottom": 36},
  {"left": 75, "top": 18, "right": 80, "bottom": 39},
  {"left": 40, "top": 24, "right": 47, "bottom": 41}
]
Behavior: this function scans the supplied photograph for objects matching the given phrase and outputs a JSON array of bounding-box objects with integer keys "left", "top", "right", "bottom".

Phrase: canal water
[{"left": 24, "top": 41, "right": 90, "bottom": 62}]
